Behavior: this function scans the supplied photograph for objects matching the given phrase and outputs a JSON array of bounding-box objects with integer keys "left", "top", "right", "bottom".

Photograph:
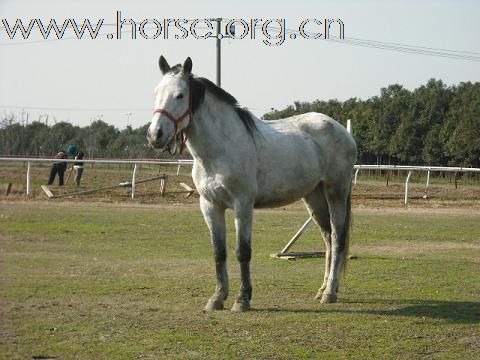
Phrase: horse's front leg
[
  {"left": 200, "top": 197, "right": 229, "bottom": 311},
  {"left": 231, "top": 204, "right": 253, "bottom": 312}
]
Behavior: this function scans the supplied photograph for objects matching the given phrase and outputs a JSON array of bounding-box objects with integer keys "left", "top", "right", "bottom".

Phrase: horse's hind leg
[
  {"left": 303, "top": 184, "right": 332, "bottom": 300},
  {"left": 321, "top": 180, "right": 352, "bottom": 303},
  {"left": 200, "top": 197, "right": 229, "bottom": 311}
]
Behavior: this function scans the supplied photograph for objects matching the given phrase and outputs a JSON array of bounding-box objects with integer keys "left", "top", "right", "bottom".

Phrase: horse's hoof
[
  {"left": 320, "top": 293, "right": 337, "bottom": 303},
  {"left": 203, "top": 299, "right": 224, "bottom": 311},
  {"left": 314, "top": 285, "right": 327, "bottom": 300},
  {"left": 231, "top": 301, "right": 250, "bottom": 312}
]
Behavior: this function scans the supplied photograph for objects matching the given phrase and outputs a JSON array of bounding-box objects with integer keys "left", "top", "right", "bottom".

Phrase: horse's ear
[
  {"left": 183, "top": 57, "right": 192, "bottom": 75},
  {"left": 159, "top": 55, "right": 170, "bottom": 75}
]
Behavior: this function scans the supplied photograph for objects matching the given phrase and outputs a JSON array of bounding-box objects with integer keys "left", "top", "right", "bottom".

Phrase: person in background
[
  {"left": 73, "top": 149, "right": 85, "bottom": 186},
  {"left": 66, "top": 145, "right": 84, "bottom": 186},
  {"left": 47, "top": 151, "right": 67, "bottom": 186}
]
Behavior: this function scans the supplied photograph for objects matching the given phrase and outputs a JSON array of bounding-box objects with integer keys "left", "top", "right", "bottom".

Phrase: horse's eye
[{"left": 176, "top": 93, "right": 184, "bottom": 100}]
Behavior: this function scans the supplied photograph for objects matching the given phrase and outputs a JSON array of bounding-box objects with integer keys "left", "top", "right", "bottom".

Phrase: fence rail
[
  {"left": 1, "top": 157, "right": 194, "bottom": 198},
  {"left": 0, "top": 157, "right": 194, "bottom": 165},
  {"left": 1, "top": 157, "right": 480, "bottom": 204}
]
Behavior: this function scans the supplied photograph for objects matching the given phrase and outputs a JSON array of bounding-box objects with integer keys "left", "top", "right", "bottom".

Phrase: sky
[{"left": 1, "top": 0, "right": 479, "bottom": 129}]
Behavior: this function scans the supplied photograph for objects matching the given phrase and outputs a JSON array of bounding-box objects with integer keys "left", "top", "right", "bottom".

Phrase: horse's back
[
  {"left": 252, "top": 113, "right": 356, "bottom": 207},
  {"left": 258, "top": 112, "right": 356, "bottom": 175},
  {"left": 294, "top": 112, "right": 356, "bottom": 176}
]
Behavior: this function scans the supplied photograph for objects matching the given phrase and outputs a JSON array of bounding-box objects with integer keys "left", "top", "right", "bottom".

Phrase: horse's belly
[
  {"left": 254, "top": 171, "right": 320, "bottom": 208},
  {"left": 254, "top": 138, "right": 323, "bottom": 208},
  {"left": 254, "top": 193, "right": 308, "bottom": 208}
]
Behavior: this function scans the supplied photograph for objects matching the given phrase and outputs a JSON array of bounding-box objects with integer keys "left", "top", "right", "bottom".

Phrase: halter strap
[{"left": 153, "top": 90, "right": 192, "bottom": 154}]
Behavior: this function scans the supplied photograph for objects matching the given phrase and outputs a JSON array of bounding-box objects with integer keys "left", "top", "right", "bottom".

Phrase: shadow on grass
[{"left": 254, "top": 300, "right": 480, "bottom": 324}]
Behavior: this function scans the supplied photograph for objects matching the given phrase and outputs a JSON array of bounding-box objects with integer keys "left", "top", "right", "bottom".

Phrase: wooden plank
[
  {"left": 43, "top": 175, "right": 167, "bottom": 199},
  {"left": 179, "top": 182, "right": 194, "bottom": 198},
  {"left": 136, "top": 175, "right": 167, "bottom": 185},
  {"left": 41, "top": 185, "right": 54, "bottom": 198},
  {"left": 48, "top": 182, "right": 130, "bottom": 198},
  {"left": 270, "top": 251, "right": 325, "bottom": 260},
  {"left": 179, "top": 182, "right": 193, "bottom": 192}
]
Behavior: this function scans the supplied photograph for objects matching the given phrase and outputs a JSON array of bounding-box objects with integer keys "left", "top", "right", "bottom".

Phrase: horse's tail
[{"left": 342, "top": 183, "right": 353, "bottom": 276}]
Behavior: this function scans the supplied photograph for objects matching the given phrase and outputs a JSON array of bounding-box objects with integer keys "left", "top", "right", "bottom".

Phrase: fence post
[
  {"left": 177, "top": 164, "right": 181, "bottom": 175},
  {"left": 131, "top": 163, "right": 137, "bottom": 199},
  {"left": 26, "top": 161, "right": 31, "bottom": 196},
  {"left": 404, "top": 170, "right": 412, "bottom": 205},
  {"left": 160, "top": 175, "right": 168, "bottom": 197},
  {"left": 354, "top": 168, "right": 360, "bottom": 185},
  {"left": 346, "top": 119, "right": 352, "bottom": 134},
  {"left": 426, "top": 170, "right": 430, "bottom": 188}
]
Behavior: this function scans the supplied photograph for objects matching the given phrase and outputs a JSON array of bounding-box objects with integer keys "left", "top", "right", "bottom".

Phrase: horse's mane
[{"left": 189, "top": 75, "right": 258, "bottom": 137}]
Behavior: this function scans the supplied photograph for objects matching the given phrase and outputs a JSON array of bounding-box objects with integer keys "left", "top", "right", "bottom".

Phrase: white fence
[
  {"left": 1, "top": 157, "right": 480, "bottom": 204},
  {"left": 1, "top": 157, "right": 194, "bottom": 199},
  {"left": 352, "top": 164, "right": 480, "bottom": 204}
]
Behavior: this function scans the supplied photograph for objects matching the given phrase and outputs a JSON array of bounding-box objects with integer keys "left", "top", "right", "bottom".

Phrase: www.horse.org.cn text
[{"left": 1, "top": 11, "right": 345, "bottom": 47}]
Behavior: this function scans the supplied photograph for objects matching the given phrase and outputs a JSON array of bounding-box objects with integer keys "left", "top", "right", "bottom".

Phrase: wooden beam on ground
[
  {"left": 270, "top": 251, "right": 325, "bottom": 260},
  {"left": 270, "top": 217, "right": 325, "bottom": 260},
  {"left": 179, "top": 182, "right": 194, "bottom": 197},
  {"left": 41, "top": 175, "right": 168, "bottom": 199},
  {"left": 41, "top": 185, "right": 54, "bottom": 198}
]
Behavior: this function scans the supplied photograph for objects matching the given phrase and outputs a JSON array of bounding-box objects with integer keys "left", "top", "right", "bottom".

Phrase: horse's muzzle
[{"left": 147, "top": 125, "right": 164, "bottom": 149}]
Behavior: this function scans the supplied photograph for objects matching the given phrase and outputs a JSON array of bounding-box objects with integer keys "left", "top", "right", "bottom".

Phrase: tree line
[
  {"left": 1, "top": 78, "right": 479, "bottom": 166},
  {"left": 264, "top": 79, "right": 480, "bottom": 167},
  {"left": 0, "top": 119, "right": 163, "bottom": 159}
]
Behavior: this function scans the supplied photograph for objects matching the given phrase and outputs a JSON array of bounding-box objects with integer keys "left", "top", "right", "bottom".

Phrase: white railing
[
  {"left": 352, "top": 164, "right": 480, "bottom": 204},
  {"left": 0, "top": 157, "right": 194, "bottom": 198},
  {"left": 1, "top": 157, "right": 479, "bottom": 203}
]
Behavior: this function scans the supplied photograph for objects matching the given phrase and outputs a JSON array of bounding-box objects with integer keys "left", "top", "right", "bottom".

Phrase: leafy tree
[{"left": 443, "top": 82, "right": 480, "bottom": 167}]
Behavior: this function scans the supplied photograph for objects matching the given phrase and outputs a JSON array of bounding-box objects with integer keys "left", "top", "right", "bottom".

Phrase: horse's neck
[{"left": 186, "top": 94, "right": 252, "bottom": 161}]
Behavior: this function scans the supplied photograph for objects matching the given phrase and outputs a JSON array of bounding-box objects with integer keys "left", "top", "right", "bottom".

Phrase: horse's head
[{"left": 147, "top": 56, "right": 193, "bottom": 153}]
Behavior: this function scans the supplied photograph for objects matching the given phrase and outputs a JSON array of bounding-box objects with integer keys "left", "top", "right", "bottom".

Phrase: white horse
[{"left": 147, "top": 56, "right": 357, "bottom": 312}]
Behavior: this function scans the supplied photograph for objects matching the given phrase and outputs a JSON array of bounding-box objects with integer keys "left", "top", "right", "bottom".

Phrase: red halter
[{"left": 153, "top": 91, "right": 192, "bottom": 154}]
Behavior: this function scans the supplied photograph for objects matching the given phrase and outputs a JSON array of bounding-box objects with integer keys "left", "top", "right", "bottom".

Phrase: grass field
[{"left": 1, "top": 200, "right": 479, "bottom": 359}]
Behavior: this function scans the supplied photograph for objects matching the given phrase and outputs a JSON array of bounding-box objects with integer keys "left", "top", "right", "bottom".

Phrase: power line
[
  {"left": 324, "top": 36, "right": 480, "bottom": 61},
  {"left": 342, "top": 35, "right": 480, "bottom": 56},
  {"left": 276, "top": 26, "right": 480, "bottom": 62},
  {"left": 0, "top": 105, "right": 151, "bottom": 112}
]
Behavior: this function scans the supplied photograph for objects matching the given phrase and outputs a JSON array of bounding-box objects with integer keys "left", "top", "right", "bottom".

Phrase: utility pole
[
  {"left": 215, "top": 18, "right": 222, "bottom": 87},
  {"left": 125, "top": 112, "right": 132, "bottom": 128}
]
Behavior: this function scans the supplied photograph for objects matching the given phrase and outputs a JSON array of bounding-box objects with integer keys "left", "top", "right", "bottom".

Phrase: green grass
[{"left": 0, "top": 202, "right": 479, "bottom": 359}]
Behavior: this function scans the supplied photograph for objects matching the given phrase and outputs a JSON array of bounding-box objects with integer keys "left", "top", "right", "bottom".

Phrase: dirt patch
[{"left": 2, "top": 197, "right": 480, "bottom": 220}]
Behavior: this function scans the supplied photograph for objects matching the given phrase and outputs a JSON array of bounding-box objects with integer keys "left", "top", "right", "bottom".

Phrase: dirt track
[{"left": 1, "top": 198, "right": 479, "bottom": 217}]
